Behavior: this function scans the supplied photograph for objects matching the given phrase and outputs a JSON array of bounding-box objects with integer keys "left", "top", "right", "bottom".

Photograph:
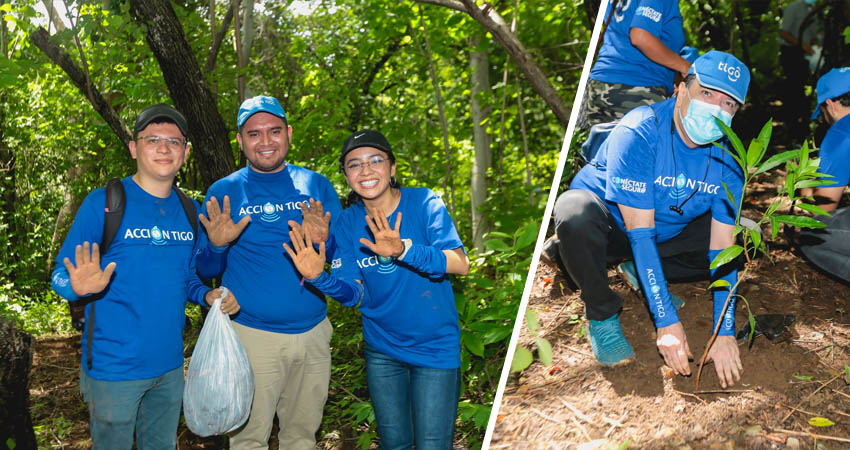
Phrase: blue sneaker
[
  {"left": 617, "top": 260, "right": 685, "bottom": 310},
  {"left": 588, "top": 315, "right": 635, "bottom": 366}
]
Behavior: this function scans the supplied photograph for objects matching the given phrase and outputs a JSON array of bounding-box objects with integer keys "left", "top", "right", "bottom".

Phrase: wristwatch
[{"left": 398, "top": 238, "right": 413, "bottom": 260}]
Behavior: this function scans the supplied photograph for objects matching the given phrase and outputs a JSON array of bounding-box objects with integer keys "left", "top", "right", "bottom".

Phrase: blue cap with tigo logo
[
  {"left": 237, "top": 96, "right": 288, "bottom": 129},
  {"left": 687, "top": 50, "right": 750, "bottom": 104},
  {"left": 811, "top": 67, "right": 850, "bottom": 120}
]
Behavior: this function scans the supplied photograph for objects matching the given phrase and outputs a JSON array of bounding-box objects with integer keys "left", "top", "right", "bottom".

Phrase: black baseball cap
[
  {"left": 134, "top": 103, "right": 189, "bottom": 138},
  {"left": 340, "top": 129, "right": 394, "bottom": 163}
]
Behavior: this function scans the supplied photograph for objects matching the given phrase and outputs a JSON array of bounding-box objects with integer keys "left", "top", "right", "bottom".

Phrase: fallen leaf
[{"left": 808, "top": 417, "right": 835, "bottom": 427}]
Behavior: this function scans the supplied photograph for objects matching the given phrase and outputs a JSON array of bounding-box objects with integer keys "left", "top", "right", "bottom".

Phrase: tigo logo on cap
[
  {"left": 688, "top": 50, "right": 750, "bottom": 104},
  {"left": 717, "top": 61, "right": 741, "bottom": 82},
  {"left": 237, "top": 96, "right": 288, "bottom": 129}
]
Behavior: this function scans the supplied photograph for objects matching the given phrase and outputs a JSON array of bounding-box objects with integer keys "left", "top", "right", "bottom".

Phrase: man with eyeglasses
[
  {"left": 550, "top": 51, "right": 749, "bottom": 388},
  {"left": 196, "top": 95, "right": 342, "bottom": 449},
  {"left": 51, "top": 103, "right": 240, "bottom": 448}
]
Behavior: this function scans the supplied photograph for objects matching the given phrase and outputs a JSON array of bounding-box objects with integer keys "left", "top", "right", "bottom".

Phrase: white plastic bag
[{"left": 183, "top": 287, "right": 254, "bottom": 436}]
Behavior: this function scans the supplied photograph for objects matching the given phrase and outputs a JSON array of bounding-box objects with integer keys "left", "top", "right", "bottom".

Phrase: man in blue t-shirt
[
  {"left": 51, "top": 104, "right": 240, "bottom": 449},
  {"left": 552, "top": 51, "right": 750, "bottom": 389},
  {"left": 196, "top": 96, "right": 342, "bottom": 450},
  {"left": 579, "top": 0, "right": 692, "bottom": 128},
  {"left": 798, "top": 67, "right": 850, "bottom": 283}
]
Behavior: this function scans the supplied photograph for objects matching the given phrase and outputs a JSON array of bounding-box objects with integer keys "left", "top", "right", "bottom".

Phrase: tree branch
[
  {"left": 413, "top": 0, "right": 570, "bottom": 127},
  {"left": 30, "top": 27, "right": 132, "bottom": 145},
  {"left": 204, "top": 0, "right": 235, "bottom": 73}
]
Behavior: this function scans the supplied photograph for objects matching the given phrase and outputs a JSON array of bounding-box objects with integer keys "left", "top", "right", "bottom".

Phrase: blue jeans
[
  {"left": 79, "top": 366, "right": 183, "bottom": 450},
  {"left": 365, "top": 345, "right": 460, "bottom": 450}
]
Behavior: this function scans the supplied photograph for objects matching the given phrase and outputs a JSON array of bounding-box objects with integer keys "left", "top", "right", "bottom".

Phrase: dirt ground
[
  {"left": 490, "top": 177, "right": 850, "bottom": 448},
  {"left": 27, "top": 333, "right": 364, "bottom": 449}
]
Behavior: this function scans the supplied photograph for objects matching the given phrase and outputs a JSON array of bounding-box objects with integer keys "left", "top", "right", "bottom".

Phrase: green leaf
[
  {"left": 793, "top": 374, "right": 813, "bottom": 381},
  {"left": 722, "top": 182, "right": 738, "bottom": 211},
  {"left": 511, "top": 346, "right": 533, "bottom": 372},
  {"left": 808, "top": 417, "right": 835, "bottom": 427},
  {"left": 773, "top": 215, "right": 827, "bottom": 229},
  {"left": 795, "top": 179, "right": 836, "bottom": 189},
  {"left": 750, "top": 227, "right": 762, "bottom": 253},
  {"left": 746, "top": 138, "right": 763, "bottom": 169},
  {"left": 525, "top": 308, "right": 540, "bottom": 334},
  {"left": 754, "top": 150, "right": 800, "bottom": 175},
  {"left": 5, "top": 438, "right": 14, "bottom": 450},
  {"left": 535, "top": 337, "right": 553, "bottom": 366},
  {"left": 796, "top": 203, "right": 831, "bottom": 217},
  {"left": 709, "top": 245, "right": 743, "bottom": 269},
  {"left": 770, "top": 216, "right": 779, "bottom": 240},
  {"left": 514, "top": 221, "right": 538, "bottom": 250},
  {"left": 755, "top": 119, "right": 773, "bottom": 163},
  {"left": 462, "top": 331, "right": 485, "bottom": 357},
  {"left": 483, "top": 238, "right": 510, "bottom": 252},
  {"left": 709, "top": 279, "right": 731, "bottom": 289},
  {"left": 717, "top": 118, "right": 746, "bottom": 171}
]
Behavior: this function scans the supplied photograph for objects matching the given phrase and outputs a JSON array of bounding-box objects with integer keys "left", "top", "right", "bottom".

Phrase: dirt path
[{"left": 491, "top": 219, "right": 850, "bottom": 447}]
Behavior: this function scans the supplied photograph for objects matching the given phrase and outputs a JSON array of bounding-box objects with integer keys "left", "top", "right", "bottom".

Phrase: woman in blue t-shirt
[{"left": 283, "top": 129, "right": 469, "bottom": 450}]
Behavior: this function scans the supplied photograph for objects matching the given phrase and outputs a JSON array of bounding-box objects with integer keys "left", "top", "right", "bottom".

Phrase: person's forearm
[
  {"left": 627, "top": 227, "right": 679, "bottom": 328},
  {"left": 308, "top": 271, "right": 363, "bottom": 307},
  {"left": 630, "top": 28, "right": 690, "bottom": 76}
]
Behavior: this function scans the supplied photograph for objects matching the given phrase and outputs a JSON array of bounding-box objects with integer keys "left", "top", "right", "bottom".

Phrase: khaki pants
[{"left": 229, "top": 318, "right": 332, "bottom": 450}]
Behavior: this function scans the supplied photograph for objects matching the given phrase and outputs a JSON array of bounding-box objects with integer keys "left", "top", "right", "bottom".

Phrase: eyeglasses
[
  {"left": 137, "top": 135, "right": 186, "bottom": 150},
  {"left": 345, "top": 155, "right": 387, "bottom": 174}
]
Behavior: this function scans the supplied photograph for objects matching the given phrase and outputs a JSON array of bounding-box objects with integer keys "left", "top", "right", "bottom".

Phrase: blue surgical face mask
[{"left": 678, "top": 88, "right": 733, "bottom": 145}]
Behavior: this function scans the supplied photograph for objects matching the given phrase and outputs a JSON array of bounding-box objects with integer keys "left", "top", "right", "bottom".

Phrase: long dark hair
[{"left": 341, "top": 150, "right": 401, "bottom": 208}]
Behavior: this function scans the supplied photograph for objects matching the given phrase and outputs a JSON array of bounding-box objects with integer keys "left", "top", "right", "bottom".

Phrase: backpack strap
[{"left": 172, "top": 185, "right": 198, "bottom": 244}]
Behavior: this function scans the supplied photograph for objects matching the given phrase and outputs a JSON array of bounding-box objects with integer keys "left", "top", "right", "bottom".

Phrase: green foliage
[
  {"left": 511, "top": 308, "right": 553, "bottom": 372},
  {"left": 33, "top": 415, "right": 72, "bottom": 449}
]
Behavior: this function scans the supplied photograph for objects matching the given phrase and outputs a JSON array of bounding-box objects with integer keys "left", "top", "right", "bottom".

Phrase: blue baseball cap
[
  {"left": 688, "top": 50, "right": 750, "bottom": 105},
  {"left": 679, "top": 46, "right": 700, "bottom": 65},
  {"left": 237, "top": 95, "right": 288, "bottom": 129},
  {"left": 811, "top": 67, "right": 850, "bottom": 120}
]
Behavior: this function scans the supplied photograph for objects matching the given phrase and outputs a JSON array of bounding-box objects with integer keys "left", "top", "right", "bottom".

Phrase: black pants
[
  {"left": 798, "top": 206, "right": 850, "bottom": 284},
  {"left": 553, "top": 189, "right": 711, "bottom": 321}
]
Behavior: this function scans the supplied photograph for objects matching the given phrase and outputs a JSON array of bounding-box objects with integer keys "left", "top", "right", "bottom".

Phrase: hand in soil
[
  {"left": 707, "top": 335, "right": 742, "bottom": 388},
  {"left": 656, "top": 322, "right": 693, "bottom": 376}
]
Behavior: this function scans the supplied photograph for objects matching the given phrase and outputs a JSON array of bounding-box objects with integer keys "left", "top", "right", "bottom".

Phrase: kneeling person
[{"left": 552, "top": 51, "right": 749, "bottom": 388}]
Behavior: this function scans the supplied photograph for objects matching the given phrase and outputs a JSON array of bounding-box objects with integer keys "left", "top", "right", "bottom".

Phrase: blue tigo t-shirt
[
  {"left": 197, "top": 164, "right": 342, "bottom": 334},
  {"left": 571, "top": 98, "right": 744, "bottom": 241},
  {"left": 331, "top": 188, "right": 465, "bottom": 369},
  {"left": 817, "top": 114, "right": 850, "bottom": 188},
  {"left": 52, "top": 177, "right": 208, "bottom": 381},
  {"left": 590, "top": 0, "right": 686, "bottom": 93}
]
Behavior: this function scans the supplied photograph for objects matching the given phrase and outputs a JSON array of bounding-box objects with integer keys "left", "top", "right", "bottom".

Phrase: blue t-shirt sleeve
[
  {"left": 711, "top": 149, "right": 744, "bottom": 226},
  {"left": 52, "top": 189, "right": 109, "bottom": 302},
  {"left": 605, "top": 124, "right": 656, "bottom": 210},
  {"left": 630, "top": 0, "right": 666, "bottom": 37},
  {"left": 422, "top": 190, "right": 465, "bottom": 252},
  {"left": 817, "top": 126, "right": 850, "bottom": 187}
]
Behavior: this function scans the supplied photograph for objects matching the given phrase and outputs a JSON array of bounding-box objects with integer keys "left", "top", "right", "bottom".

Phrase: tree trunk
[
  {"left": 413, "top": 0, "right": 571, "bottom": 128},
  {"left": 418, "top": 8, "right": 455, "bottom": 217},
  {"left": 129, "top": 0, "right": 236, "bottom": 189},
  {"left": 0, "top": 317, "right": 36, "bottom": 450},
  {"left": 470, "top": 31, "right": 491, "bottom": 250},
  {"left": 31, "top": 27, "right": 133, "bottom": 146},
  {"left": 47, "top": 166, "right": 84, "bottom": 271},
  {"left": 238, "top": 0, "right": 256, "bottom": 101},
  {"left": 41, "top": 0, "right": 66, "bottom": 32}
]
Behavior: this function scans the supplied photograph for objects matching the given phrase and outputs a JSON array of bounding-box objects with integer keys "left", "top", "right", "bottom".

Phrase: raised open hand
[
  {"left": 360, "top": 208, "right": 403, "bottom": 258},
  {"left": 299, "top": 198, "right": 331, "bottom": 244},
  {"left": 282, "top": 225, "right": 326, "bottom": 280},
  {"left": 199, "top": 195, "right": 251, "bottom": 247},
  {"left": 62, "top": 242, "right": 117, "bottom": 296}
]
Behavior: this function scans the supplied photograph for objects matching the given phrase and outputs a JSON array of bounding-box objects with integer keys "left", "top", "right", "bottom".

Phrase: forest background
[{"left": 0, "top": 0, "right": 593, "bottom": 448}]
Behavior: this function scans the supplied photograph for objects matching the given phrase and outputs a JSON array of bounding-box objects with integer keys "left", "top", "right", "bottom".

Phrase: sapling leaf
[
  {"left": 754, "top": 150, "right": 800, "bottom": 175},
  {"left": 717, "top": 118, "right": 747, "bottom": 170},
  {"left": 750, "top": 227, "right": 762, "bottom": 251},
  {"left": 800, "top": 140, "right": 810, "bottom": 172},
  {"left": 808, "top": 417, "right": 835, "bottom": 427},
  {"left": 511, "top": 346, "right": 533, "bottom": 372},
  {"left": 755, "top": 119, "right": 772, "bottom": 164},
  {"left": 709, "top": 279, "right": 731, "bottom": 289},
  {"left": 794, "top": 374, "right": 813, "bottom": 381},
  {"left": 770, "top": 216, "right": 779, "bottom": 240},
  {"left": 796, "top": 203, "right": 831, "bottom": 217},
  {"left": 746, "top": 139, "right": 763, "bottom": 169},
  {"left": 774, "top": 215, "right": 827, "bottom": 229},
  {"left": 795, "top": 179, "right": 836, "bottom": 189},
  {"left": 709, "top": 245, "right": 743, "bottom": 269},
  {"left": 525, "top": 308, "right": 540, "bottom": 334},
  {"left": 535, "top": 337, "right": 553, "bottom": 366},
  {"left": 723, "top": 182, "right": 738, "bottom": 211}
]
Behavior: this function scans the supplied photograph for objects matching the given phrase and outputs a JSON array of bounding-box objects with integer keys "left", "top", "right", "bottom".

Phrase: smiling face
[
  {"left": 343, "top": 146, "right": 396, "bottom": 204},
  {"left": 237, "top": 112, "right": 292, "bottom": 173},
  {"left": 128, "top": 122, "right": 189, "bottom": 183}
]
